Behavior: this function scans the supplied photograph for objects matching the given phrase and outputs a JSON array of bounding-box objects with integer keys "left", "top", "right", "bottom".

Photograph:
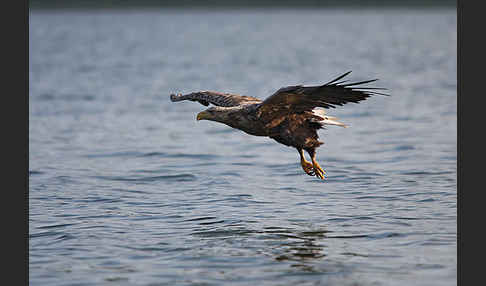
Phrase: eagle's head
[{"left": 196, "top": 106, "right": 234, "bottom": 123}]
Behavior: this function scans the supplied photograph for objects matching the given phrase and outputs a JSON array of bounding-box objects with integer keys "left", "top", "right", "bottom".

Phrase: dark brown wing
[
  {"left": 257, "top": 71, "right": 388, "bottom": 123},
  {"left": 170, "top": 91, "right": 261, "bottom": 107}
]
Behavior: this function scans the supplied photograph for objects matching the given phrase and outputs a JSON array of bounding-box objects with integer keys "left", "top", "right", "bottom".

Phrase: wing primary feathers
[
  {"left": 170, "top": 91, "right": 261, "bottom": 107},
  {"left": 332, "top": 80, "right": 349, "bottom": 85},
  {"left": 364, "top": 91, "right": 390, "bottom": 96},
  {"left": 329, "top": 76, "right": 390, "bottom": 96},
  {"left": 323, "top": 71, "right": 352, "bottom": 85},
  {"left": 321, "top": 71, "right": 386, "bottom": 94},
  {"left": 340, "top": 78, "right": 379, "bottom": 87},
  {"left": 349, "top": 87, "right": 388, "bottom": 90}
]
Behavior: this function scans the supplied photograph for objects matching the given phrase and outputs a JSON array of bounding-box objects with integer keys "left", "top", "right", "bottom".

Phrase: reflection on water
[
  {"left": 262, "top": 227, "right": 327, "bottom": 263},
  {"left": 192, "top": 223, "right": 330, "bottom": 275}
]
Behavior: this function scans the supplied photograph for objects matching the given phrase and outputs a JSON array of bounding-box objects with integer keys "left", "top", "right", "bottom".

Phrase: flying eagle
[{"left": 170, "top": 71, "right": 388, "bottom": 180}]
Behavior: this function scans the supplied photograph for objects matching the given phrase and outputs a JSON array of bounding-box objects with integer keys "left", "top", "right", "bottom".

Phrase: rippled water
[{"left": 29, "top": 8, "right": 456, "bottom": 285}]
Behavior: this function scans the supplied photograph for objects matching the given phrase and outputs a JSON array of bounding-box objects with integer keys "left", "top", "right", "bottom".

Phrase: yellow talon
[
  {"left": 312, "top": 160, "right": 326, "bottom": 180},
  {"left": 298, "top": 148, "right": 326, "bottom": 179},
  {"left": 301, "top": 158, "right": 315, "bottom": 176}
]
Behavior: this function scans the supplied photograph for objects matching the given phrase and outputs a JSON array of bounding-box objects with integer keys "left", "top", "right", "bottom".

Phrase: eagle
[{"left": 170, "top": 71, "right": 388, "bottom": 180}]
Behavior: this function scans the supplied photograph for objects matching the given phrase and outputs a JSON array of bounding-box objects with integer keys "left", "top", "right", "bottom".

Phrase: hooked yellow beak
[{"left": 196, "top": 111, "right": 211, "bottom": 121}]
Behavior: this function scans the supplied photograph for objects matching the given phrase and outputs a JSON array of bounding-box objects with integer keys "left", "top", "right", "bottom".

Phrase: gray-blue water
[{"left": 29, "top": 8, "right": 457, "bottom": 286}]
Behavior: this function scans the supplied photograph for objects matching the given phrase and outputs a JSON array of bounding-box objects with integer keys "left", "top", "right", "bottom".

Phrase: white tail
[{"left": 312, "top": 109, "right": 348, "bottom": 128}]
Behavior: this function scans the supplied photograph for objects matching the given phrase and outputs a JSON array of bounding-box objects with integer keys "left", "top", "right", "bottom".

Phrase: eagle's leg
[
  {"left": 307, "top": 148, "right": 326, "bottom": 180},
  {"left": 298, "top": 148, "right": 315, "bottom": 176}
]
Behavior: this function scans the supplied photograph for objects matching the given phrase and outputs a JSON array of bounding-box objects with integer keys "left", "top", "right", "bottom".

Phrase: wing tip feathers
[{"left": 169, "top": 93, "right": 183, "bottom": 102}]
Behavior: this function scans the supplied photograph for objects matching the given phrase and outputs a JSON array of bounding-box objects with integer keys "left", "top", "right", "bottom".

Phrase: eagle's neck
[{"left": 213, "top": 106, "right": 267, "bottom": 136}]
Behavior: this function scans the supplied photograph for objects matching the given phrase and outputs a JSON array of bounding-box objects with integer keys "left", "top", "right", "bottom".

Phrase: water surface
[{"left": 29, "top": 8, "right": 456, "bottom": 285}]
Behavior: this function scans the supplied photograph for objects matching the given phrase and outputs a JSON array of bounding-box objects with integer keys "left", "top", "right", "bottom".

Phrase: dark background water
[{"left": 29, "top": 6, "right": 456, "bottom": 286}]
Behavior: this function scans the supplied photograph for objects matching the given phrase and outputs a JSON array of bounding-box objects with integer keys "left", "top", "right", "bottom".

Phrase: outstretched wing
[
  {"left": 257, "top": 71, "right": 388, "bottom": 123},
  {"left": 170, "top": 91, "right": 261, "bottom": 107}
]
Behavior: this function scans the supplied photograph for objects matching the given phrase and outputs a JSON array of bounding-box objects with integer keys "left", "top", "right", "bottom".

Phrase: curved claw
[
  {"left": 301, "top": 160, "right": 315, "bottom": 176},
  {"left": 298, "top": 148, "right": 325, "bottom": 179},
  {"left": 314, "top": 168, "right": 325, "bottom": 179},
  {"left": 312, "top": 161, "right": 327, "bottom": 180}
]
